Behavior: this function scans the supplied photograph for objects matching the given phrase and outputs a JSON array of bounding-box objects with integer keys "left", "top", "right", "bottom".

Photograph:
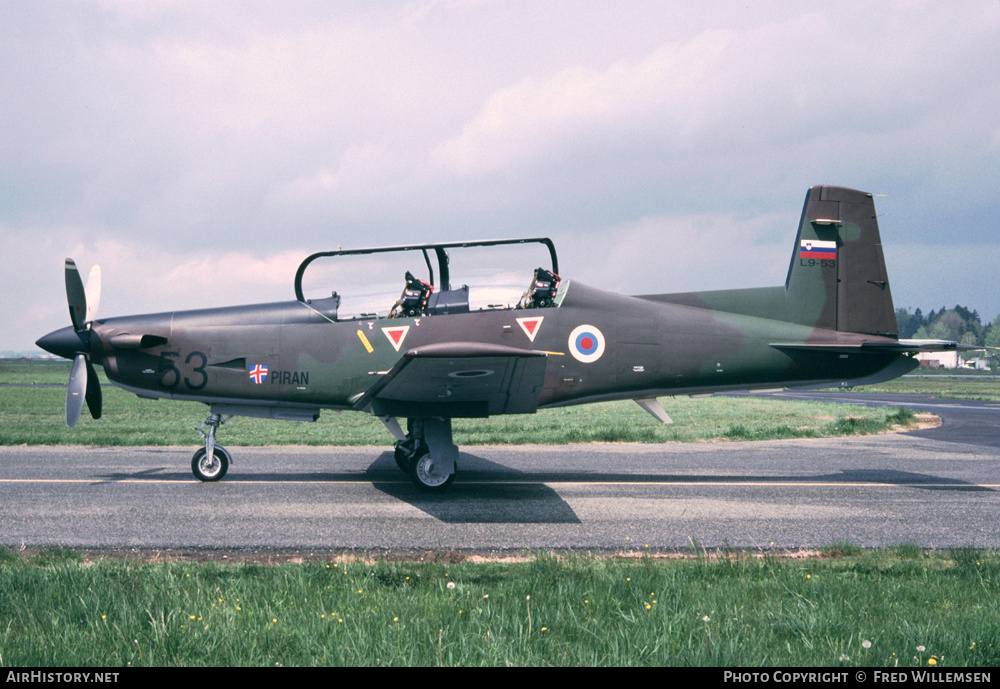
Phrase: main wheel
[
  {"left": 394, "top": 438, "right": 420, "bottom": 473},
  {"left": 191, "top": 446, "right": 230, "bottom": 482},
  {"left": 409, "top": 449, "right": 456, "bottom": 491}
]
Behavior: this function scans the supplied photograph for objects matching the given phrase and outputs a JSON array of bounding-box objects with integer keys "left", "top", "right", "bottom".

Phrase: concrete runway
[{"left": 2, "top": 392, "right": 998, "bottom": 554}]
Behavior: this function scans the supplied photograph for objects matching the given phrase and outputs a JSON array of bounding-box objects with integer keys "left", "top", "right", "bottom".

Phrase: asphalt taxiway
[{"left": 2, "top": 392, "right": 998, "bottom": 553}]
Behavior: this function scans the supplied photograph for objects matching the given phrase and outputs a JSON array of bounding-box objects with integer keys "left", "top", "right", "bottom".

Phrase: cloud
[{"left": 6, "top": 0, "right": 1000, "bottom": 351}]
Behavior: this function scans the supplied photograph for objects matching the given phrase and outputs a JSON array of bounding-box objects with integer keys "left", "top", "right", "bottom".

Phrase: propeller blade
[
  {"left": 85, "top": 265, "right": 101, "bottom": 322},
  {"left": 67, "top": 353, "right": 87, "bottom": 427},
  {"left": 85, "top": 358, "right": 102, "bottom": 420},
  {"left": 65, "top": 259, "right": 88, "bottom": 331}
]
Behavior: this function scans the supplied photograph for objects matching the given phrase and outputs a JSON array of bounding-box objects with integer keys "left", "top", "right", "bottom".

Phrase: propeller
[{"left": 37, "top": 259, "right": 103, "bottom": 427}]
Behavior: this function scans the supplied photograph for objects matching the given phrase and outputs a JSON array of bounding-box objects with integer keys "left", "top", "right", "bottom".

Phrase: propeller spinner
[{"left": 36, "top": 259, "right": 103, "bottom": 427}]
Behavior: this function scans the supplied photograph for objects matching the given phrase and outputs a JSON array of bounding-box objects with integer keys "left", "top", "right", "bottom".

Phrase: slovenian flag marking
[{"left": 800, "top": 240, "right": 837, "bottom": 260}]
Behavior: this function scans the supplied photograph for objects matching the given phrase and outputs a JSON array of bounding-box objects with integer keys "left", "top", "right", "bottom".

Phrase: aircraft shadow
[{"left": 370, "top": 452, "right": 582, "bottom": 524}]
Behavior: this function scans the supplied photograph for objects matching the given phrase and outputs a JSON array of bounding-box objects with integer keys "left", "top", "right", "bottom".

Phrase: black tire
[
  {"left": 409, "top": 448, "right": 456, "bottom": 491},
  {"left": 191, "top": 446, "right": 230, "bottom": 482},
  {"left": 394, "top": 438, "right": 421, "bottom": 473}
]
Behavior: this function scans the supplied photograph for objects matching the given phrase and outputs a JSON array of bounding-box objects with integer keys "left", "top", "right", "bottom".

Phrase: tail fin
[{"left": 785, "top": 185, "right": 898, "bottom": 337}]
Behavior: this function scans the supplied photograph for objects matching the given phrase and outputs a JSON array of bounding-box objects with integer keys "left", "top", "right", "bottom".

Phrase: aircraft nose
[{"left": 36, "top": 325, "right": 86, "bottom": 360}]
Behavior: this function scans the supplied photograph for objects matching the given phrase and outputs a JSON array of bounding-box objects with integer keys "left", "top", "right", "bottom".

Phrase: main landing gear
[
  {"left": 188, "top": 411, "right": 458, "bottom": 490},
  {"left": 192, "top": 413, "right": 233, "bottom": 482},
  {"left": 389, "top": 417, "right": 458, "bottom": 491}
]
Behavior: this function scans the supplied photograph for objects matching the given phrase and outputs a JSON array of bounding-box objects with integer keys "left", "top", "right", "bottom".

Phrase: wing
[{"left": 353, "top": 342, "right": 548, "bottom": 418}]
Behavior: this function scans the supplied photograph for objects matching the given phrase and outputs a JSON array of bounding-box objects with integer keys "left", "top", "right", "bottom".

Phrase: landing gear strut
[
  {"left": 392, "top": 417, "right": 457, "bottom": 491},
  {"left": 192, "top": 413, "right": 233, "bottom": 482}
]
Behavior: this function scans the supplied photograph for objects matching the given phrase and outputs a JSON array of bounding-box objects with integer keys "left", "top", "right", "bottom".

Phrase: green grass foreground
[
  {"left": 1, "top": 361, "right": 921, "bottom": 445},
  {"left": 1, "top": 547, "right": 996, "bottom": 667}
]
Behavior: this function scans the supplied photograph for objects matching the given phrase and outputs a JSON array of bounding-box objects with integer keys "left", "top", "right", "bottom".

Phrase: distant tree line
[{"left": 895, "top": 306, "right": 1000, "bottom": 365}]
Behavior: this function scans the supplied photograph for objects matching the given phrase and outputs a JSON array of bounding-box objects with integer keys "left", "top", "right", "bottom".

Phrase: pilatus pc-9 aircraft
[{"left": 37, "top": 186, "right": 969, "bottom": 490}]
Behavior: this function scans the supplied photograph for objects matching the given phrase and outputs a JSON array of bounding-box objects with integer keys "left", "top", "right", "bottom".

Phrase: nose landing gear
[{"left": 192, "top": 413, "right": 233, "bottom": 482}]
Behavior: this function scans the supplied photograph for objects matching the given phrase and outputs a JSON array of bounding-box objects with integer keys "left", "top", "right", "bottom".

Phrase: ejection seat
[
  {"left": 518, "top": 267, "right": 561, "bottom": 309},
  {"left": 390, "top": 271, "right": 434, "bottom": 318}
]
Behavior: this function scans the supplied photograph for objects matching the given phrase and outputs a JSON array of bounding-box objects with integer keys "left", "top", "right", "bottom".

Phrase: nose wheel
[
  {"left": 192, "top": 445, "right": 231, "bottom": 482},
  {"left": 193, "top": 413, "right": 233, "bottom": 482}
]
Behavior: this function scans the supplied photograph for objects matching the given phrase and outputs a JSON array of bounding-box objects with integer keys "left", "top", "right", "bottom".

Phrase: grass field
[
  {"left": 1, "top": 360, "right": 928, "bottom": 446},
  {"left": 1, "top": 546, "right": 996, "bottom": 667}
]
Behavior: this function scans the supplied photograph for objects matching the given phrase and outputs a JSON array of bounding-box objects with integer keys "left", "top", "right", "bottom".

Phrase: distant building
[{"left": 914, "top": 351, "right": 960, "bottom": 369}]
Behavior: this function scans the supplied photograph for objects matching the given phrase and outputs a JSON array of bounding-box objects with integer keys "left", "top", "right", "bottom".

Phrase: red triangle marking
[
  {"left": 382, "top": 326, "right": 410, "bottom": 351},
  {"left": 516, "top": 317, "right": 543, "bottom": 342}
]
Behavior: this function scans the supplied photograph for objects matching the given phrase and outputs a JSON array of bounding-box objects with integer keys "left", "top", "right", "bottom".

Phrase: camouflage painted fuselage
[{"left": 89, "top": 277, "right": 911, "bottom": 420}]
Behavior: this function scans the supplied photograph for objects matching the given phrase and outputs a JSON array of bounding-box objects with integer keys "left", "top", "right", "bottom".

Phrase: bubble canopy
[{"left": 293, "top": 237, "right": 558, "bottom": 303}]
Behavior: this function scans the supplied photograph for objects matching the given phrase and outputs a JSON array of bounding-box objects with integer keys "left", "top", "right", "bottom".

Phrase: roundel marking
[{"left": 568, "top": 324, "right": 606, "bottom": 363}]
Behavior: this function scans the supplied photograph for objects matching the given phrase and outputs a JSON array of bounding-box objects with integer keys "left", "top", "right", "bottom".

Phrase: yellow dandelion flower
[
  {"left": 928, "top": 658, "right": 937, "bottom": 666},
  {"left": 101, "top": 615, "right": 106, "bottom": 620},
  {"left": 393, "top": 617, "right": 398, "bottom": 622},
  {"left": 645, "top": 604, "right": 651, "bottom": 610},
  {"left": 189, "top": 615, "right": 195, "bottom": 620}
]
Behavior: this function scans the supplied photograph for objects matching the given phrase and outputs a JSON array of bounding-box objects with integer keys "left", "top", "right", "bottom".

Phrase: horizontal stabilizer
[{"left": 771, "top": 340, "right": 987, "bottom": 354}]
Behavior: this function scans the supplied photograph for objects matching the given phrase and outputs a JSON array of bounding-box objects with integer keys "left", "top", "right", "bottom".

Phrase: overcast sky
[{"left": 4, "top": 0, "right": 999, "bottom": 352}]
